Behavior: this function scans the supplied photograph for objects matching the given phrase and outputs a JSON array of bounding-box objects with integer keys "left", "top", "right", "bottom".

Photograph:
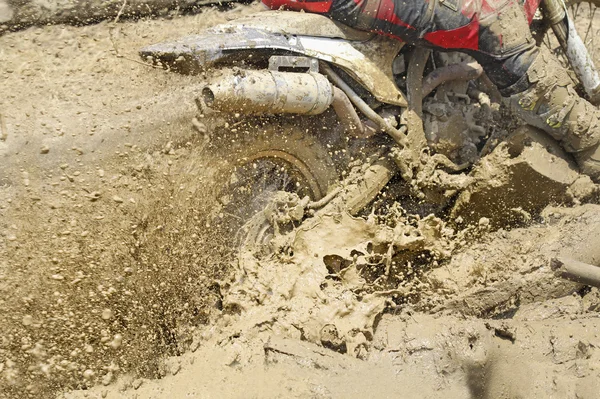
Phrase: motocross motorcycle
[{"left": 139, "top": 0, "right": 600, "bottom": 242}]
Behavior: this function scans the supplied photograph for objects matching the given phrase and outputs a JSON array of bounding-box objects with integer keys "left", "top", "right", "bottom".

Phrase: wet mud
[{"left": 1, "top": 3, "right": 600, "bottom": 399}]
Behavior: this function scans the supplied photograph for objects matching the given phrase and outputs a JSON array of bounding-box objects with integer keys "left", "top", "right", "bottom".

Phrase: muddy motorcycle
[{"left": 140, "top": 0, "right": 600, "bottom": 240}]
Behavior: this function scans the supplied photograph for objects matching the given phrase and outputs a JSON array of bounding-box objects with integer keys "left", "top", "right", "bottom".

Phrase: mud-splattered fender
[{"left": 140, "top": 11, "right": 408, "bottom": 107}]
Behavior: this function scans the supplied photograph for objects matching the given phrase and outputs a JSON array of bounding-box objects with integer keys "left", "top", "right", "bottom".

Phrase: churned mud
[
  {"left": 1, "top": 3, "right": 600, "bottom": 399},
  {"left": 62, "top": 200, "right": 600, "bottom": 399}
]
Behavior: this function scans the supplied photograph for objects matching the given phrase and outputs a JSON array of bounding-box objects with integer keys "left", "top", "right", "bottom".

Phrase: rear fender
[{"left": 140, "top": 16, "right": 407, "bottom": 106}]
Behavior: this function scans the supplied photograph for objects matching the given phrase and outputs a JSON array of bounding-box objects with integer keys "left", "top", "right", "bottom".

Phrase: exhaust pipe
[{"left": 201, "top": 70, "right": 334, "bottom": 115}]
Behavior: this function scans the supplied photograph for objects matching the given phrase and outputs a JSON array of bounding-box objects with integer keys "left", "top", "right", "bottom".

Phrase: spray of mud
[
  {"left": 215, "top": 157, "right": 458, "bottom": 358},
  {"left": 0, "top": 125, "right": 240, "bottom": 398},
  {"left": 0, "top": 4, "right": 261, "bottom": 398}
]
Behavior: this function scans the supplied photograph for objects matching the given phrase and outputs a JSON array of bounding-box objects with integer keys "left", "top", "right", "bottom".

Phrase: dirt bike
[{"left": 139, "top": 0, "right": 600, "bottom": 243}]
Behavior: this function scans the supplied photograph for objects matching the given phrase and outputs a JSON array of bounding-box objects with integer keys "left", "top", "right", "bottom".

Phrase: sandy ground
[
  {"left": 1, "top": 3, "right": 600, "bottom": 399},
  {"left": 0, "top": 0, "right": 217, "bottom": 30}
]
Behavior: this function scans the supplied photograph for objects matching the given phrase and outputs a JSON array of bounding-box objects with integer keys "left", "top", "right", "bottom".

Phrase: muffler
[{"left": 201, "top": 69, "right": 334, "bottom": 115}]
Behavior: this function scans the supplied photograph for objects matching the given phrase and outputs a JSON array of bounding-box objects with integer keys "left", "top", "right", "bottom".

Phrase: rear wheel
[{"left": 212, "top": 118, "right": 340, "bottom": 245}]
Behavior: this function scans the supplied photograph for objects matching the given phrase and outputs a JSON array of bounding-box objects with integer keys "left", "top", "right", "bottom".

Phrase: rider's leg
[
  {"left": 501, "top": 47, "right": 600, "bottom": 181},
  {"left": 429, "top": 0, "right": 600, "bottom": 181}
]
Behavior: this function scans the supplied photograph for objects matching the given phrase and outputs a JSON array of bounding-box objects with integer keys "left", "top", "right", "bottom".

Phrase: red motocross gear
[{"left": 262, "top": 0, "right": 540, "bottom": 93}]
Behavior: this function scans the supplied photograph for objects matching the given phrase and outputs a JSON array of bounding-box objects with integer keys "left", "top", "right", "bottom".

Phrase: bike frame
[{"left": 540, "top": 0, "right": 600, "bottom": 103}]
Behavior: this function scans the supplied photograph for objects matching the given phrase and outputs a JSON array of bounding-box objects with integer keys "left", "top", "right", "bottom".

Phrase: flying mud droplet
[
  {"left": 190, "top": 340, "right": 200, "bottom": 353},
  {"left": 101, "top": 308, "right": 114, "bottom": 320},
  {"left": 83, "top": 369, "right": 95, "bottom": 380},
  {"left": 102, "top": 372, "right": 113, "bottom": 386},
  {"left": 133, "top": 379, "right": 143, "bottom": 390},
  {"left": 108, "top": 334, "right": 123, "bottom": 349},
  {"left": 22, "top": 171, "right": 29, "bottom": 186},
  {"left": 88, "top": 191, "right": 101, "bottom": 202}
]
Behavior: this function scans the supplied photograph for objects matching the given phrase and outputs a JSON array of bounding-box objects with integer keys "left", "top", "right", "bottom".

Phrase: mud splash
[
  {"left": 64, "top": 200, "right": 600, "bottom": 399},
  {"left": 3, "top": 2, "right": 600, "bottom": 399}
]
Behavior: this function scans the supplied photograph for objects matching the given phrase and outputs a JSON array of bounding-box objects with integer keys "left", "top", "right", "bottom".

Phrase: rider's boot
[{"left": 506, "top": 47, "right": 600, "bottom": 182}]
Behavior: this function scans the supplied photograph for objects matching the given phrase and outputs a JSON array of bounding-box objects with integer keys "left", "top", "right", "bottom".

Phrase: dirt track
[{"left": 2, "top": 3, "right": 600, "bottom": 399}]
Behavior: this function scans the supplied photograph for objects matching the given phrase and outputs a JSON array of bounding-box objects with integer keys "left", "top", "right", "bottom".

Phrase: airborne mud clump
[{"left": 2, "top": 2, "right": 600, "bottom": 399}]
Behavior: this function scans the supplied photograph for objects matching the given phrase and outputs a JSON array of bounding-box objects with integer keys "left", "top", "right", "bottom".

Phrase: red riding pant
[{"left": 263, "top": 0, "right": 540, "bottom": 94}]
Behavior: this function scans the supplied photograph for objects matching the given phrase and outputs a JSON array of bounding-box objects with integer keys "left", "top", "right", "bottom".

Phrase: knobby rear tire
[{"left": 211, "top": 117, "right": 341, "bottom": 241}]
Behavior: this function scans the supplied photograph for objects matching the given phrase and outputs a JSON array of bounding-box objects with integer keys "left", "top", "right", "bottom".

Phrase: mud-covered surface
[
  {"left": 62, "top": 202, "right": 600, "bottom": 399},
  {"left": 2, "top": 3, "right": 600, "bottom": 399},
  {"left": 0, "top": 4, "right": 259, "bottom": 398},
  {"left": 0, "top": 0, "right": 233, "bottom": 33}
]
